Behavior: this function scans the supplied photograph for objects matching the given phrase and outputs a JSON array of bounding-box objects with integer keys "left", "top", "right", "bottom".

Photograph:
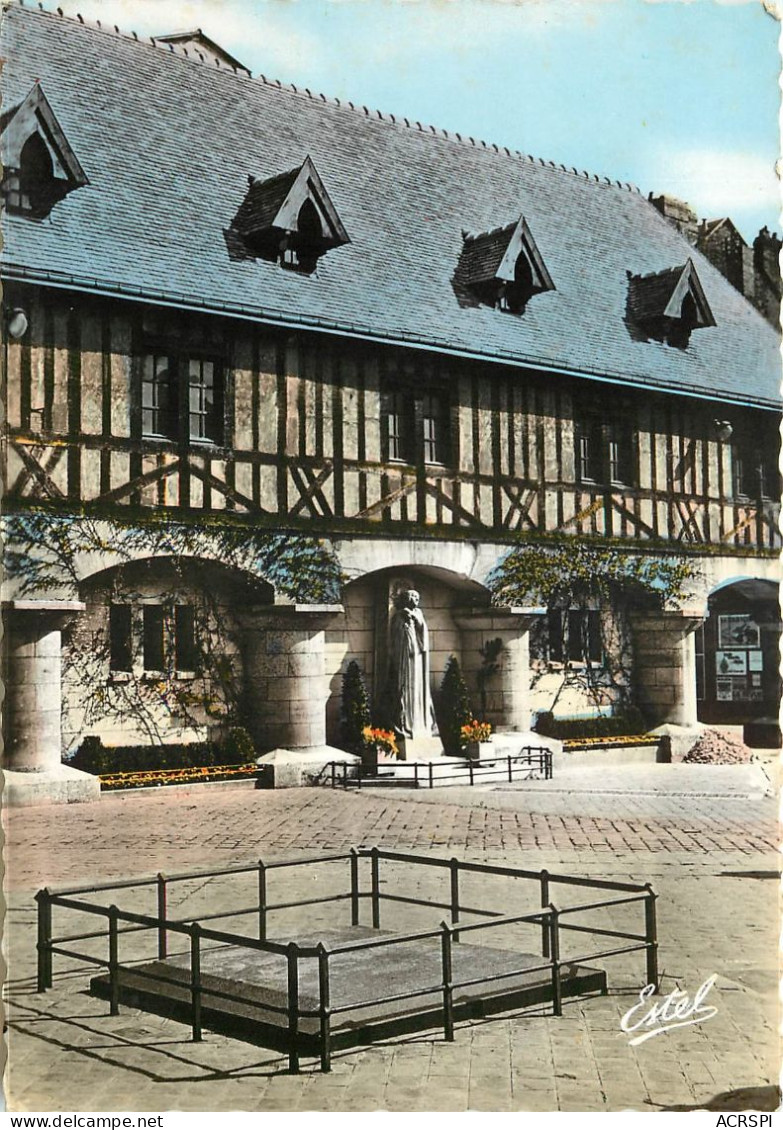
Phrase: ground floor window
[
  {"left": 109, "top": 603, "right": 197, "bottom": 675},
  {"left": 537, "top": 608, "right": 603, "bottom": 665}
]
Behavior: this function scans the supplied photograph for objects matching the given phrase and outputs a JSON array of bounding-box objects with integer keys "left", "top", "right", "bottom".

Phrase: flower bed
[
  {"left": 98, "top": 763, "right": 258, "bottom": 791},
  {"left": 562, "top": 735, "right": 659, "bottom": 750}
]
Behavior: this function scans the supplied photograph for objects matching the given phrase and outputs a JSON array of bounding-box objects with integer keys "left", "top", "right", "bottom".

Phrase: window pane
[
  {"left": 141, "top": 354, "right": 173, "bottom": 437},
  {"left": 188, "top": 358, "right": 221, "bottom": 443},
  {"left": 386, "top": 391, "right": 409, "bottom": 461},
  {"left": 109, "top": 605, "right": 133, "bottom": 672},
  {"left": 175, "top": 606, "right": 197, "bottom": 671},
  {"left": 547, "top": 609, "right": 564, "bottom": 663},
  {"left": 143, "top": 606, "right": 165, "bottom": 671},
  {"left": 567, "top": 610, "right": 584, "bottom": 663},
  {"left": 586, "top": 610, "right": 602, "bottom": 664},
  {"left": 422, "top": 393, "right": 447, "bottom": 464}
]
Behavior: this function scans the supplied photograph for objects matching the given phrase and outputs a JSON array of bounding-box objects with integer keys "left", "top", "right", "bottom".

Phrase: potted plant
[
  {"left": 460, "top": 718, "right": 493, "bottom": 760},
  {"left": 360, "top": 726, "right": 399, "bottom": 772}
]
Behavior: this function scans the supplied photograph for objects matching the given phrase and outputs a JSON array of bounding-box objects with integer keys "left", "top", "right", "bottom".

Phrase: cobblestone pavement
[{"left": 3, "top": 766, "right": 780, "bottom": 1112}]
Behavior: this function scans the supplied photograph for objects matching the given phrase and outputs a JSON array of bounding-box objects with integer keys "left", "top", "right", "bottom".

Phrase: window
[
  {"left": 109, "top": 605, "right": 133, "bottom": 672},
  {"left": 733, "top": 430, "right": 780, "bottom": 501},
  {"left": 141, "top": 353, "right": 223, "bottom": 445},
  {"left": 385, "top": 390, "right": 412, "bottom": 462},
  {"left": 546, "top": 609, "right": 602, "bottom": 665},
  {"left": 143, "top": 606, "right": 165, "bottom": 671},
  {"left": 110, "top": 603, "right": 198, "bottom": 674},
  {"left": 174, "top": 606, "right": 198, "bottom": 671},
  {"left": 142, "top": 354, "right": 174, "bottom": 437},
  {"left": 577, "top": 415, "right": 635, "bottom": 487},
  {"left": 383, "top": 387, "right": 450, "bottom": 466},
  {"left": 421, "top": 393, "right": 448, "bottom": 464}
]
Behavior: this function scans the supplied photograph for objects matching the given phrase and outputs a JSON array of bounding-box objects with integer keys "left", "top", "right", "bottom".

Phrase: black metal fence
[
  {"left": 327, "top": 747, "right": 553, "bottom": 789},
  {"left": 35, "top": 847, "right": 657, "bottom": 1074}
]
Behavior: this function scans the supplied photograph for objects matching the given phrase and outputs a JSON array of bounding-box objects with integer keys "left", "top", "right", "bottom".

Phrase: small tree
[
  {"left": 341, "top": 660, "right": 371, "bottom": 753},
  {"left": 439, "top": 656, "right": 474, "bottom": 756}
]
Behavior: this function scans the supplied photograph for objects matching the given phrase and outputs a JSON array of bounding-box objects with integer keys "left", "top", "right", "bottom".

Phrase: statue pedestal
[{"left": 396, "top": 736, "right": 443, "bottom": 762}]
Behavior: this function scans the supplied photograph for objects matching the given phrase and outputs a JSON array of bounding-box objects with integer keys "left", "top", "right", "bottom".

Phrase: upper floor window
[
  {"left": 732, "top": 428, "right": 780, "bottom": 501},
  {"left": 229, "top": 156, "right": 350, "bottom": 275},
  {"left": 141, "top": 352, "right": 223, "bottom": 445},
  {"left": 577, "top": 413, "right": 635, "bottom": 488},
  {"left": 454, "top": 214, "right": 555, "bottom": 315},
  {"left": 382, "top": 386, "right": 450, "bottom": 466},
  {"left": 1, "top": 84, "right": 89, "bottom": 219}
]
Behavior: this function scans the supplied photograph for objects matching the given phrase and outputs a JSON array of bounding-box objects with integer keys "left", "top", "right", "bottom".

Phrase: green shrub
[
  {"left": 439, "top": 656, "right": 474, "bottom": 756},
  {"left": 533, "top": 707, "right": 647, "bottom": 740},
  {"left": 67, "top": 737, "right": 242, "bottom": 774},
  {"left": 224, "top": 726, "right": 257, "bottom": 762},
  {"left": 341, "top": 659, "right": 371, "bottom": 753}
]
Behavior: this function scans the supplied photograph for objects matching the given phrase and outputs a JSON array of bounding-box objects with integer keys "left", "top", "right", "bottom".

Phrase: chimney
[{"left": 649, "top": 193, "right": 699, "bottom": 246}]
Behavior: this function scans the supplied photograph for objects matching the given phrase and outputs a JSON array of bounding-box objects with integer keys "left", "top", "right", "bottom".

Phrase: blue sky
[{"left": 61, "top": 0, "right": 780, "bottom": 241}]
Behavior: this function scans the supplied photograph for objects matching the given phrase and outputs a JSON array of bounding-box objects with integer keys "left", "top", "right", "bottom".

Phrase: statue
[{"left": 388, "top": 589, "right": 435, "bottom": 739}]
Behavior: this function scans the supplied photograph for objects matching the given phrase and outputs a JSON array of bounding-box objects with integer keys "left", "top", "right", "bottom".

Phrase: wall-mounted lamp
[
  {"left": 6, "top": 307, "right": 29, "bottom": 340},
  {"left": 713, "top": 419, "right": 733, "bottom": 442}
]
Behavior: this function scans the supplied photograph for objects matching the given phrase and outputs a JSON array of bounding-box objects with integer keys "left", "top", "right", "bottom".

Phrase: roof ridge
[
  {"left": 11, "top": 0, "right": 253, "bottom": 75},
  {"left": 11, "top": 0, "right": 641, "bottom": 194}
]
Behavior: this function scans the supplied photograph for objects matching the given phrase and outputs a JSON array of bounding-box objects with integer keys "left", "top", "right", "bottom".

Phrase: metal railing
[
  {"left": 327, "top": 747, "right": 553, "bottom": 789},
  {"left": 35, "top": 847, "right": 657, "bottom": 1075}
]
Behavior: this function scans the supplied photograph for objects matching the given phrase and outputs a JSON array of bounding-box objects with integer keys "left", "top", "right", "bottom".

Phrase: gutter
[{"left": 2, "top": 263, "right": 780, "bottom": 413}]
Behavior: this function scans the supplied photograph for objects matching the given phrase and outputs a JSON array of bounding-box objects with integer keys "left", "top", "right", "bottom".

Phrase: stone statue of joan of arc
[{"left": 388, "top": 589, "right": 435, "bottom": 739}]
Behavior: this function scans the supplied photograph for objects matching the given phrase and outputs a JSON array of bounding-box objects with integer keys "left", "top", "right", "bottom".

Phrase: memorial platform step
[{"left": 90, "top": 927, "right": 607, "bottom": 1052}]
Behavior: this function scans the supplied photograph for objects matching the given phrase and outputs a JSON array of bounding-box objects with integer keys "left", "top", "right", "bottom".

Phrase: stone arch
[
  {"left": 695, "top": 576, "right": 780, "bottom": 733},
  {"left": 326, "top": 561, "right": 538, "bottom": 745},
  {"left": 63, "top": 555, "right": 273, "bottom": 753}
]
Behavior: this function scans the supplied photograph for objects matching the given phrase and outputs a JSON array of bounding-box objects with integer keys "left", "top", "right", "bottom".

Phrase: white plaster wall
[{"left": 62, "top": 560, "right": 244, "bottom": 753}]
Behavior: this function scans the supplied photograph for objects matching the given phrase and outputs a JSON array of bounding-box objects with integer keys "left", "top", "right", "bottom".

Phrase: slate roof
[
  {"left": 627, "top": 266, "right": 685, "bottom": 323},
  {"left": 458, "top": 224, "right": 516, "bottom": 287},
  {"left": 1, "top": 4, "right": 779, "bottom": 409},
  {"left": 232, "top": 168, "right": 301, "bottom": 237}
]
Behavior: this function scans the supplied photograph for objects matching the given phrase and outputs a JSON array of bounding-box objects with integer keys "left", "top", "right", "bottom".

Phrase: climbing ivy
[
  {"left": 2, "top": 511, "right": 344, "bottom": 602},
  {"left": 488, "top": 539, "right": 698, "bottom": 610}
]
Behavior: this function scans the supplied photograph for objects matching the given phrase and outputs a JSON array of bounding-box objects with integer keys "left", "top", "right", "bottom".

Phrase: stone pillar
[
  {"left": 453, "top": 606, "right": 545, "bottom": 732},
  {"left": 630, "top": 608, "right": 704, "bottom": 728},
  {"left": 2, "top": 600, "right": 86, "bottom": 772},
  {"left": 241, "top": 604, "right": 344, "bottom": 751}
]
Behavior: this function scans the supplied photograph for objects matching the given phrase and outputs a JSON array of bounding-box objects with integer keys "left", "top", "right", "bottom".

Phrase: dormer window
[
  {"left": 228, "top": 156, "right": 350, "bottom": 274},
  {"left": 627, "top": 259, "right": 716, "bottom": 348},
  {"left": 1, "top": 84, "right": 88, "bottom": 218},
  {"left": 454, "top": 215, "right": 555, "bottom": 314}
]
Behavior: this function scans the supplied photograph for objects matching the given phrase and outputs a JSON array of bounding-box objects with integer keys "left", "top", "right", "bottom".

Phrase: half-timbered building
[{"left": 2, "top": 4, "right": 780, "bottom": 798}]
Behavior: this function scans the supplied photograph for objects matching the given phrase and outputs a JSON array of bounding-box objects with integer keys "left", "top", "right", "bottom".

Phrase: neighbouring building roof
[{"left": 1, "top": 4, "right": 779, "bottom": 409}]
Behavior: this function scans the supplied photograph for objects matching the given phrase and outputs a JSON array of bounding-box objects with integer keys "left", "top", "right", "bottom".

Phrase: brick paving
[{"left": 3, "top": 767, "right": 780, "bottom": 1112}]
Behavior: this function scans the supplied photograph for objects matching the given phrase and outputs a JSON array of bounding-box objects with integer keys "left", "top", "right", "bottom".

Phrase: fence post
[
  {"left": 507, "top": 755, "right": 513, "bottom": 783},
  {"left": 287, "top": 942, "right": 301, "bottom": 1074},
  {"left": 414, "top": 762, "right": 419, "bottom": 788},
  {"left": 257, "top": 861, "right": 267, "bottom": 941},
  {"left": 317, "top": 943, "right": 332, "bottom": 1073},
  {"left": 540, "top": 870, "right": 550, "bottom": 958},
  {"left": 449, "top": 858, "right": 460, "bottom": 942},
  {"left": 440, "top": 922, "right": 454, "bottom": 1042},
  {"left": 190, "top": 923, "right": 203, "bottom": 1042},
  {"left": 156, "top": 873, "right": 168, "bottom": 959},
  {"left": 35, "top": 889, "right": 52, "bottom": 992},
  {"left": 108, "top": 905, "right": 120, "bottom": 1017},
  {"left": 549, "top": 905, "right": 562, "bottom": 1017},
  {"left": 330, "top": 762, "right": 335, "bottom": 789},
  {"left": 468, "top": 759, "right": 474, "bottom": 786},
  {"left": 370, "top": 847, "right": 381, "bottom": 928},
  {"left": 349, "top": 849, "right": 360, "bottom": 926},
  {"left": 428, "top": 762, "right": 434, "bottom": 789},
  {"left": 644, "top": 884, "right": 659, "bottom": 993}
]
